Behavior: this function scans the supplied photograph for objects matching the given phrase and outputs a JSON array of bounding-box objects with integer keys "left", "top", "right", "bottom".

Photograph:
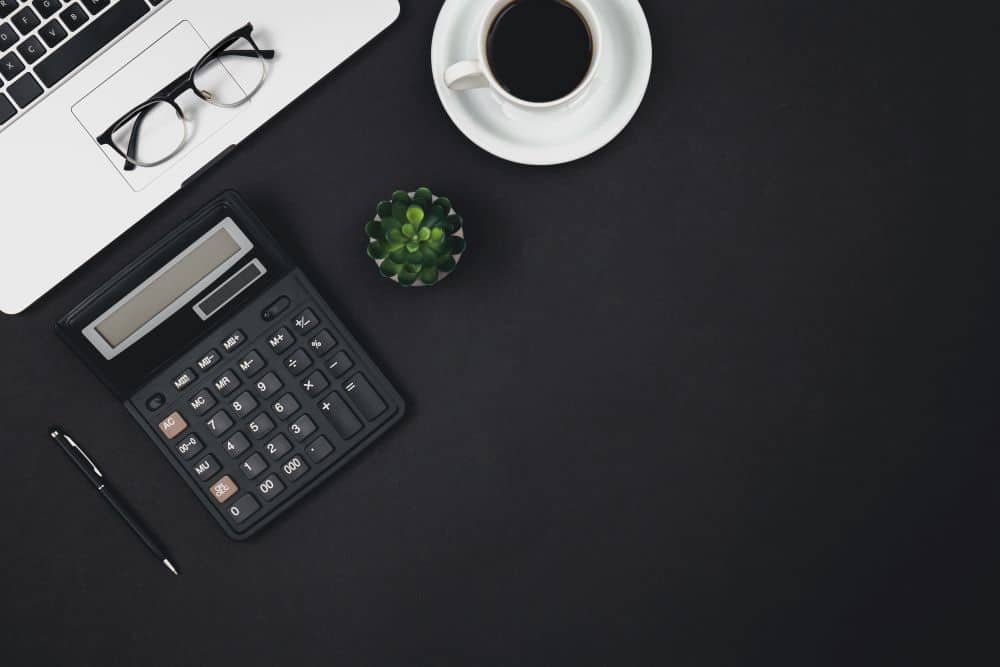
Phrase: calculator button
[
  {"left": 196, "top": 349, "right": 221, "bottom": 372},
  {"left": 210, "top": 475, "right": 238, "bottom": 504},
  {"left": 240, "top": 453, "right": 268, "bottom": 479},
  {"left": 213, "top": 370, "right": 240, "bottom": 396},
  {"left": 319, "top": 393, "right": 362, "bottom": 438},
  {"left": 146, "top": 393, "right": 165, "bottom": 411},
  {"left": 256, "top": 474, "right": 285, "bottom": 501},
  {"left": 227, "top": 494, "right": 260, "bottom": 524},
  {"left": 221, "top": 330, "right": 245, "bottom": 353},
  {"left": 237, "top": 350, "right": 265, "bottom": 378},
  {"left": 174, "top": 434, "right": 203, "bottom": 460},
  {"left": 307, "top": 329, "right": 337, "bottom": 356},
  {"left": 288, "top": 415, "right": 317, "bottom": 441},
  {"left": 343, "top": 374, "right": 387, "bottom": 420},
  {"left": 291, "top": 308, "right": 319, "bottom": 334},
  {"left": 173, "top": 368, "right": 197, "bottom": 391},
  {"left": 223, "top": 432, "right": 252, "bottom": 458},
  {"left": 271, "top": 393, "right": 300, "bottom": 420},
  {"left": 284, "top": 348, "right": 311, "bottom": 376},
  {"left": 261, "top": 296, "right": 290, "bottom": 321},
  {"left": 193, "top": 455, "right": 220, "bottom": 481},
  {"left": 301, "top": 370, "right": 328, "bottom": 396},
  {"left": 279, "top": 455, "right": 309, "bottom": 483},
  {"left": 206, "top": 410, "right": 234, "bottom": 436},
  {"left": 248, "top": 413, "right": 275, "bottom": 439},
  {"left": 305, "top": 436, "right": 335, "bottom": 463},
  {"left": 230, "top": 391, "right": 258, "bottom": 418},
  {"left": 264, "top": 434, "right": 292, "bottom": 460},
  {"left": 253, "top": 372, "right": 283, "bottom": 398},
  {"left": 326, "top": 351, "right": 353, "bottom": 378},
  {"left": 189, "top": 389, "right": 216, "bottom": 415},
  {"left": 158, "top": 411, "right": 187, "bottom": 439},
  {"left": 267, "top": 327, "right": 294, "bottom": 354}
]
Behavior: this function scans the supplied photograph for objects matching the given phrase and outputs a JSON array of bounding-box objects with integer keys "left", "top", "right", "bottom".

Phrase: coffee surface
[{"left": 486, "top": 0, "right": 593, "bottom": 103}]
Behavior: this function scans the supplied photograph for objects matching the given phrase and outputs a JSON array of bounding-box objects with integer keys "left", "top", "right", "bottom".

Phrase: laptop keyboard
[{"left": 0, "top": 0, "right": 167, "bottom": 129}]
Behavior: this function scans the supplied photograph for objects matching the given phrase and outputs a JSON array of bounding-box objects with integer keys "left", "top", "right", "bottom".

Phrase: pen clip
[{"left": 64, "top": 433, "right": 103, "bottom": 478}]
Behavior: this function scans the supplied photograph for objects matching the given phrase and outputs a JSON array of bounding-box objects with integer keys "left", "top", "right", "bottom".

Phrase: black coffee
[{"left": 486, "top": 0, "right": 593, "bottom": 103}]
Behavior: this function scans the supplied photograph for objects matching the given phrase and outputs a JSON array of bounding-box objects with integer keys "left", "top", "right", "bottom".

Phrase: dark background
[{"left": 1, "top": 1, "right": 994, "bottom": 664}]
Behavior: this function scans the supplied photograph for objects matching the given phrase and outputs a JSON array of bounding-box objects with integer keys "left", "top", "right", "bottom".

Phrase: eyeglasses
[{"left": 97, "top": 24, "right": 275, "bottom": 171}]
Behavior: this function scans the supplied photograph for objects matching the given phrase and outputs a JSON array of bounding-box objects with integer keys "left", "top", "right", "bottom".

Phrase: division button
[
  {"left": 157, "top": 411, "right": 187, "bottom": 440},
  {"left": 343, "top": 374, "right": 387, "bottom": 420},
  {"left": 318, "top": 392, "right": 362, "bottom": 439},
  {"left": 284, "top": 348, "right": 311, "bottom": 376},
  {"left": 210, "top": 475, "right": 238, "bottom": 504},
  {"left": 227, "top": 494, "right": 260, "bottom": 524}
]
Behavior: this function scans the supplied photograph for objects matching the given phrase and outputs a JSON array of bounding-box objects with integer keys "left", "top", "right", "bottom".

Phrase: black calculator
[{"left": 58, "top": 191, "right": 404, "bottom": 540}]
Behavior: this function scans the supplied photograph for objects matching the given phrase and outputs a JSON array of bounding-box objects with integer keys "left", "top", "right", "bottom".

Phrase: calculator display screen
[{"left": 83, "top": 219, "right": 254, "bottom": 360}]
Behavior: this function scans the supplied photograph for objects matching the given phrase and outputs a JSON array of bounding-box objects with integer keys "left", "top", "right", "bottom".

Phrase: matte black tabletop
[{"left": 2, "top": 2, "right": 993, "bottom": 664}]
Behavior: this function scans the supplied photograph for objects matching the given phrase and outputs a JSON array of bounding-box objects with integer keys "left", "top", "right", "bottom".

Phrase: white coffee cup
[{"left": 444, "top": 0, "right": 603, "bottom": 112}]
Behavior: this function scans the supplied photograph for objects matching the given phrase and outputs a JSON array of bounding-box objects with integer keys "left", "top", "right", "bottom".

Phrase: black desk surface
[{"left": 2, "top": 2, "right": 992, "bottom": 664}]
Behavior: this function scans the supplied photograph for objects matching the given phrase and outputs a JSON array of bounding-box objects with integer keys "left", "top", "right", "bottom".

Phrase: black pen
[{"left": 50, "top": 427, "right": 179, "bottom": 576}]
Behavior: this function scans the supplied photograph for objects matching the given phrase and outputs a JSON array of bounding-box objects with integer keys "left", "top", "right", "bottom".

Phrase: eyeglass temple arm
[
  {"left": 122, "top": 105, "right": 152, "bottom": 172},
  {"left": 219, "top": 49, "right": 275, "bottom": 59}
]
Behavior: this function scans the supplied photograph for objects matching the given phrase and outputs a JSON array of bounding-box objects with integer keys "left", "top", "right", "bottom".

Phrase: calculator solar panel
[{"left": 59, "top": 191, "right": 405, "bottom": 540}]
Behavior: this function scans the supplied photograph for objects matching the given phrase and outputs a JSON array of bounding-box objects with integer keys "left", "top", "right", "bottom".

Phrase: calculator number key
[
  {"left": 158, "top": 411, "right": 188, "bottom": 440},
  {"left": 291, "top": 308, "right": 319, "bottom": 334},
  {"left": 253, "top": 372, "right": 283, "bottom": 399},
  {"left": 189, "top": 389, "right": 216, "bottom": 415},
  {"left": 271, "top": 393, "right": 300, "bottom": 420},
  {"left": 238, "top": 350, "right": 265, "bottom": 378},
  {"left": 264, "top": 434, "right": 293, "bottom": 460},
  {"left": 174, "top": 434, "right": 203, "bottom": 461},
  {"left": 240, "top": 453, "right": 268, "bottom": 479},
  {"left": 248, "top": 413, "right": 275, "bottom": 439},
  {"left": 280, "top": 455, "right": 310, "bottom": 483},
  {"left": 288, "top": 415, "right": 317, "bottom": 441},
  {"left": 227, "top": 494, "right": 260, "bottom": 524},
  {"left": 206, "top": 410, "right": 234, "bottom": 436},
  {"left": 210, "top": 475, "right": 238, "bottom": 504},
  {"left": 267, "top": 327, "right": 294, "bottom": 354},
  {"left": 213, "top": 370, "right": 241, "bottom": 396},
  {"left": 223, "top": 432, "right": 252, "bottom": 458},
  {"left": 257, "top": 474, "right": 285, "bottom": 501},
  {"left": 230, "top": 391, "right": 258, "bottom": 417},
  {"left": 284, "top": 348, "right": 311, "bottom": 376}
]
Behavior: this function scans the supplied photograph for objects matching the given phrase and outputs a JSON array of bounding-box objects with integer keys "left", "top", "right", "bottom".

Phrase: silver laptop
[{"left": 0, "top": 0, "right": 399, "bottom": 314}]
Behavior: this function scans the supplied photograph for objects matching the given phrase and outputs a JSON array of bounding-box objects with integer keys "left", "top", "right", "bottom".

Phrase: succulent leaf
[
  {"left": 405, "top": 241, "right": 420, "bottom": 253},
  {"left": 430, "top": 227, "right": 444, "bottom": 242},
  {"left": 435, "top": 197, "right": 452, "bottom": 214},
  {"left": 401, "top": 223, "right": 415, "bottom": 238},
  {"left": 406, "top": 205, "right": 425, "bottom": 225},
  {"left": 398, "top": 271, "right": 418, "bottom": 286},
  {"left": 448, "top": 236, "right": 467, "bottom": 254},
  {"left": 367, "top": 241, "right": 386, "bottom": 260},
  {"left": 417, "top": 227, "right": 431, "bottom": 241},
  {"left": 414, "top": 187, "right": 433, "bottom": 207},
  {"left": 392, "top": 190, "right": 411, "bottom": 204},
  {"left": 419, "top": 266, "right": 439, "bottom": 285},
  {"left": 391, "top": 201, "right": 409, "bottom": 222},
  {"left": 386, "top": 229, "right": 406, "bottom": 244},
  {"left": 376, "top": 201, "right": 393, "bottom": 219},
  {"left": 389, "top": 248, "right": 408, "bottom": 264},
  {"left": 365, "top": 219, "right": 383, "bottom": 238},
  {"left": 438, "top": 256, "right": 457, "bottom": 272},
  {"left": 445, "top": 215, "right": 463, "bottom": 234},
  {"left": 379, "top": 259, "right": 401, "bottom": 277}
]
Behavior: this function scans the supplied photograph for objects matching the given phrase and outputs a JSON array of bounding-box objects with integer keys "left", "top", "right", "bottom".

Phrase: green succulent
[{"left": 366, "top": 187, "right": 466, "bottom": 286}]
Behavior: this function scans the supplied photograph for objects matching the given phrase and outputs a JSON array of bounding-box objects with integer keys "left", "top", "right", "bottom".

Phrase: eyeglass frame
[{"left": 96, "top": 23, "right": 276, "bottom": 171}]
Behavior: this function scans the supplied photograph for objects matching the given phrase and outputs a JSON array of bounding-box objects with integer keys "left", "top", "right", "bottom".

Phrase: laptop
[{"left": 0, "top": 0, "right": 400, "bottom": 315}]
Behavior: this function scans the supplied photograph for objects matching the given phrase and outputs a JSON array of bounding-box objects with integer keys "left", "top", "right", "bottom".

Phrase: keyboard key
[
  {"left": 209, "top": 475, "right": 238, "bottom": 504},
  {"left": 193, "top": 455, "right": 220, "bottom": 481},
  {"left": 237, "top": 349, "right": 265, "bottom": 377},
  {"left": 59, "top": 2, "right": 88, "bottom": 31},
  {"left": 0, "top": 93, "right": 13, "bottom": 124},
  {"left": 252, "top": 372, "right": 282, "bottom": 399},
  {"left": 158, "top": 411, "right": 187, "bottom": 440},
  {"left": 15, "top": 34, "right": 42, "bottom": 62},
  {"left": 196, "top": 349, "right": 220, "bottom": 371},
  {"left": 271, "top": 393, "right": 299, "bottom": 420},
  {"left": 256, "top": 474, "right": 284, "bottom": 501},
  {"left": 319, "top": 392, "right": 362, "bottom": 438},
  {"left": 174, "top": 434, "right": 203, "bottom": 461},
  {"left": 260, "top": 296, "right": 290, "bottom": 321},
  {"left": 0, "top": 22, "right": 19, "bottom": 51},
  {"left": 288, "top": 415, "right": 317, "bottom": 442},
  {"left": 279, "top": 455, "right": 309, "bottom": 483},
  {"left": 227, "top": 494, "right": 259, "bottom": 524},
  {"left": 264, "top": 434, "right": 292, "bottom": 461},
  {"left": 267, "top": 327, "right": 294, "bottom": 353},
  {"left": 239, "top": 452, "right": 267, "bottom": 480},
  {"left": 32, "top": 0, "right": 61, "bottom": 19},
  {"left": 223, "top": 432, "right": 251, "bottom": 458},
  {"left": 213, "top": 370, "right": 240, "bottom": 396},
  {"left": 80, "top": 0, "right": 108, "bottom": 14},
  {"left": 11, "top": 7, "right": 39, "bottom": 34},
  {"left": 248, "top": 413, "right": 275, "bottom": 439},
  {"left": 0, "top": 51, "right": 24, "bottom": 81},
  {"left": 39, "top": 18, "right": 66, "bottom": 47},
  {"left": 284, "top": 348, "right": 311, "bottom": 375},
  {"left": 326, "top": 350, "right": 353, "bottom": 378},
  {"left": 172, "top": 368, "right": 196, "bottom": 391},
  {"left": 0, "top": 0, "right": 18, "bottom": 20},
  {"left": 291, "top": 308, "right": 319, "bottom": 334},
  {"left": 221, "top": 329, "right": 245, "bottom": 352},
  {"left": 301, "top": 370, "right": 328, "bottom": 396},
  {"left": 34, "top": 0, "right": 148, "bottom": 87},
  {"left": 307, "top": 329, "right": 337, "bottom": 356},
  {"left": 230, "top": 391, "right": 258, "bottom": 418},
  {"left": 344, "top": 374, "right": 387, "bottom": 420},
  {"left": 188, "top": 389, "right": 216, "bottom": 415},
  {"left": 305, "top": 437, "right": 335, "bottom": 463},
  {"left": 206, "top": 410, "right": 234, "bottom": 437}
]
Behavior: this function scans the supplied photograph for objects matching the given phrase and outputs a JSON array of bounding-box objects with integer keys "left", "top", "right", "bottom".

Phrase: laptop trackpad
[{"left": 72, "top": 21, "right": 249, "bottom": 192}]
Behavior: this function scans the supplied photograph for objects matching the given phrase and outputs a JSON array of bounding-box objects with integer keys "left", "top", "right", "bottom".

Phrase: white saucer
[{"left": 431, "top": 0, "right": 653, "bottom": 166}]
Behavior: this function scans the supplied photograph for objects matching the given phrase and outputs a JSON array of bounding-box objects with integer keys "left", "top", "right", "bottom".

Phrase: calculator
[{"left": 58, "top": 191, "right": 405, "bottom": 540}]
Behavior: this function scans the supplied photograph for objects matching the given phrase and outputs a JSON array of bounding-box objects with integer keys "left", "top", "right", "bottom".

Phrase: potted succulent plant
[{"left": 365, "top": 188, "right": 466, "bottom": 286}]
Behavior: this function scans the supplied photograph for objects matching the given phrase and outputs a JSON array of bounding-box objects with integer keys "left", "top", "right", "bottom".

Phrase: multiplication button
[{"left": 301, "top": 370, "right": 328, "bottom": 396}]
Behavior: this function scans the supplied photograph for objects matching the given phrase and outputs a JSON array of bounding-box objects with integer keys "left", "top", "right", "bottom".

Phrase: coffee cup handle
[{"left": 444, "top": 60, "right": 489, "bottom": 91}]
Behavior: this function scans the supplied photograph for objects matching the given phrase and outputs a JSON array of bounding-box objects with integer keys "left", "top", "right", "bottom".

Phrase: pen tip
[{"left": 163, "top": 559, "right": 179, "bottom": 576}]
